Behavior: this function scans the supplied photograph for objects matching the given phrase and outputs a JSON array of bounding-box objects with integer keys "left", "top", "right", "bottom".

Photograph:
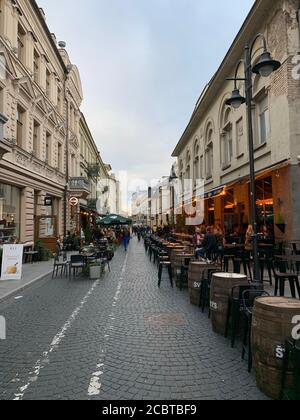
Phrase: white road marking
[
  {"left": 13, "top": 278, "right": 101, "bottom": 400},
  {"left": 87, "top": 254, "right": 128, "bottom": 397}
]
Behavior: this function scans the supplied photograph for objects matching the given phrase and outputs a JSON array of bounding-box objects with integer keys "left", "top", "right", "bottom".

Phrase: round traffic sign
[{"left": 69, "top": 197, "right": 79, "bottom": 207}]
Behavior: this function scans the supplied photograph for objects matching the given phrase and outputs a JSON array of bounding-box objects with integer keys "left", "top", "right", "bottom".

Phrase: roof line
[{"left": 30, "top": 0, "right": 67, "bottom": 73}]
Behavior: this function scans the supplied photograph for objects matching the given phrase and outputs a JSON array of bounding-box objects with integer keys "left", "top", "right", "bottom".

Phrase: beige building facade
[
  {"left": 172, "top": 0, "right": 300, "bottom": 241},
  {"left": 0, "top": 0, "right": 99, "bottom": 250}
]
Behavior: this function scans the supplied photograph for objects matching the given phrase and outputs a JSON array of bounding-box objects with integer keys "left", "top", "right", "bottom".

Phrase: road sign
[{"left": 69, "top": 197, "right": 79, "bottom": 207}]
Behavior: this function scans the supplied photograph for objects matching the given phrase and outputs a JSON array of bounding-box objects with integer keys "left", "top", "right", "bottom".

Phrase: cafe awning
[{"left": 96, "top": 214, "right": 132, "bottom": 226}]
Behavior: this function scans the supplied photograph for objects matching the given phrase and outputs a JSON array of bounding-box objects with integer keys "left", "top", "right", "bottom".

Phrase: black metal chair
[
  {"left": 272, "top": 259, "right": 300, "bottom": 299},
  {"left": 52, "top": 252, "right": 68, "bottom": 278},
  {"left": 225, "top": 284, "right": 251, "bottom": 348},
  {"left": 158, "top": 255, "right": 173, "bottom": 289},
  {"left": 241, "top": 289, "right": 270, "bottom": 373},
  {"left": 69, "top": 255, "right": 85, "bottom": 277}
]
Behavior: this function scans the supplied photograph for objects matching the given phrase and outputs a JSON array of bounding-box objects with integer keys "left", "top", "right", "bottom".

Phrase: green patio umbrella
[{"left": 96, "top": 214, "right": 132, "bottom": 226}]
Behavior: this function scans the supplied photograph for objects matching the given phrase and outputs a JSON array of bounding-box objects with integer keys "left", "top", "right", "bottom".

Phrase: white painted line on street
[
  {"left": 87, "top": 253, "right": 128, "bottom": 397},
  {"left": 13, "top": 277, "right": 101, "bottom": 400}
]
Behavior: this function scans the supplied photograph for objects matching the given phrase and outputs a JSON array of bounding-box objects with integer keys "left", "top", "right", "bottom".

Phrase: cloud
[{"left": 38, "top": 0, "right": 255, "bottom": 188}]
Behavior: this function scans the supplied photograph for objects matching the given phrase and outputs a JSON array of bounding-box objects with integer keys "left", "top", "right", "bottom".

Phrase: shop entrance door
[{"left": 35, "top": 216, "right": 58, "bottom": 252}]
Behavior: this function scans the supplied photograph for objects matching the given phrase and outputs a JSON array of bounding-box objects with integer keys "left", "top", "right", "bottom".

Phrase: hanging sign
[{"left": 0, "top": 244, "right": 24, "bottom": 281}]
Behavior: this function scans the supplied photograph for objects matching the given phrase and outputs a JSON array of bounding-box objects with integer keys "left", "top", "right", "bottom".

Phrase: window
[
  {"left": 46, "top": 132, "right": 51, "bottom": 165},
  {"left": 258, "top": 95, "right": 269, "bottom": 145},
  {"left": 0, "top": 183, "right": 21, "bottom": 244},
  {"left": 193, "top": 143, "right": 200, "bottom": 187},
  {"left": 17, "top": 24, "right": 26, "bottom": 65},
  {"left": 205, "top": 128, "right": 214, "bottom": 179},
  {"left": 46, "top": 69, "right": 51, "bottom": 98},
  {"left": 57, "top": 87, "right": 62, "bottom": 114},
  {"left": 33, "top": 50, "right": 40, "bottom": 84},
  {"left": 200, "top": 155, "right": 204, "bottom": 180},
  {"left": 0, "top": 86, "right": 4, "bottom": 114},
  {"left": 57, "top": 143, "right": 63, "bottom": 172},
  {"left": 236, "top": 118, "right": 244, "bottom": 157},
  {"left": 16, "top": 105, "right": 26, "bottom": 147},
  {"left": 33, "top": 120, "right": 40, "bottom": 157},
  {"left": 222, "top": 107, "right": 233, "bottom": 167}
]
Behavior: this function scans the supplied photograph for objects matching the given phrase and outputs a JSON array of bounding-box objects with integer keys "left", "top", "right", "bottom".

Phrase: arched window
[
  {"left": 205, "top": 126, "right": 214, "bottom": 179},
  {"left": 193, "top": 142, "right": 200, "bottom": 186},
  {"left": 221, "top": 106, "right": 233, "bottom": 167},
  {"left": 185, "top": 151, "right": 191, "bottom": 181}
]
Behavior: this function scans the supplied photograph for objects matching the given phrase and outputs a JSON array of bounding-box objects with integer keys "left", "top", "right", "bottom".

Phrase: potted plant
[
  {"left": 89, "top": 262, "right": 103, "bottom": 280},
  {"left": 275, "top": 213, "right": 286, "bottom": 234}
]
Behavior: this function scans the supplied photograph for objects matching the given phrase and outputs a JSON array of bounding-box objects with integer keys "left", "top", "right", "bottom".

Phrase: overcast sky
[{"left": 38, "top": 0, "right": 254, "bottom": 189}]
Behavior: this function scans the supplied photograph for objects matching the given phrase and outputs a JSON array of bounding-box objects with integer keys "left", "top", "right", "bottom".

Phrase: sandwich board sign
[{"left": 0, "top": 244, "right": 24, "bottom": 281}]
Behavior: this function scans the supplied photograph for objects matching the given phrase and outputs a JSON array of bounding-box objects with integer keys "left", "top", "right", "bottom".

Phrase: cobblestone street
[{"left": 0, "top": 238, "right": 267, "bottom": 400}]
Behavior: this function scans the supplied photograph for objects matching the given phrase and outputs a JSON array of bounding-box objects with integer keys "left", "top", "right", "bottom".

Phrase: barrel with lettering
[
  {"left": 210, "top": 273, "right": 248, "bottom": 336},
  {"left": 188, "top": 262, "right": 220, "bottom": 306},
  {"left": 252, "top": 297, "right": 300, "bottom": 400}
]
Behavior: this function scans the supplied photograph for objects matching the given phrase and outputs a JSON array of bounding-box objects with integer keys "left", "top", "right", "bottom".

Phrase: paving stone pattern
[{"left": 0, "top": 238, "right": 268, "bottom": 400}]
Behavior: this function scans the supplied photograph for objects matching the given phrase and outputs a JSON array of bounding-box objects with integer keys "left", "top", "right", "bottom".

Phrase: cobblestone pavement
[{"left": 0, "top": 238, "right": 268, "bottom": 400}]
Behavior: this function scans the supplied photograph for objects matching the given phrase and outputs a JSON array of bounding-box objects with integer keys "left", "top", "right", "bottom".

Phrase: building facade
[
  {"left": 172, "top": 0, "right": 300, "bottom": 241},
  {"left": 0, "top": 0, "right": 115, "bottom": 250}
]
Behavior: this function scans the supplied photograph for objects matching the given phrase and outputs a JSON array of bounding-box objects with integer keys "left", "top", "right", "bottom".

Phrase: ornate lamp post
[{"left": 226, "top": 33, "right": 281, "bottom": 286}]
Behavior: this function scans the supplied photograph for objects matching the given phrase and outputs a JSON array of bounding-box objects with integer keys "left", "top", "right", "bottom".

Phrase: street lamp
[{"left": 226, "top": 33, "right": 281, "bottom": 287}]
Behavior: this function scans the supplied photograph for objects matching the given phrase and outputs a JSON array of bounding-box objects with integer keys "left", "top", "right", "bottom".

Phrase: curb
[{"left": 0, "top": 270, "right": 53, "bottom": 304}]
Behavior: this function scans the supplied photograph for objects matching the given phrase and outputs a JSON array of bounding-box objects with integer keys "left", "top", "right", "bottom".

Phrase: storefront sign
[
  {"left": 69, "top": 197, "right": 79, "bottom": 207},
  {"left": 0, "top": 244, "right": 24, "bottom": 281}
]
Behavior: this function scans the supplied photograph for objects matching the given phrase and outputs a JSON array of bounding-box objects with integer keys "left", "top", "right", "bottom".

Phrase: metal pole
[
  {"left": 245, "top": 45, "right": 261, "bottom": 286},
  {"left": 63, "top": 75, "right": 69, "bottom": 239}
]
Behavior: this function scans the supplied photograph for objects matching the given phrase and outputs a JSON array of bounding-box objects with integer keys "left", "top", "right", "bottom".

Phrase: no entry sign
[{"left": 69, "top": 197, "right": 79, "bottom": 207}]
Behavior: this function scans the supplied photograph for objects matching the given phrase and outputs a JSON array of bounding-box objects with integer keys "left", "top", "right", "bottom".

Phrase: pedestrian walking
[{"left": 123, "top": 229, "right": 130, "bottom": 252}]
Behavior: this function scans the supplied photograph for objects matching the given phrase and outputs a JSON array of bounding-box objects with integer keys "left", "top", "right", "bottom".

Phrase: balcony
[
  {"left": 0, "top": 114, "right": 11, "bottom": 160},
  {"left": 87, "top": 198, "right": 98, "bottom": 211},
  {"left": 69, "top": 177, "right": 91, "bottom": 199}
]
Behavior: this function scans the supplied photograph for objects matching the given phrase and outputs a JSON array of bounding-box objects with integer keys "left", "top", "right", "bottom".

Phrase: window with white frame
[
  {"left": 17, "top": 24, "right": 26, "bottom": 65},
  {"left": 222, "top": 107, "right": 233, "bottom": 167},
  {"left": 205, "top": 128, "right": 214, "bottom": 179},
  {"left": 193, "top": 143, "right": 200, "bottom": 186},
  {"left": 33, "top": 49, "right": 40, "bottom": 84},
  {"left": 236, "top": 118, "right": 244, "bottom": 157},
  {"left": 258, "top": 95, "right": 269, "bottom": 145}
]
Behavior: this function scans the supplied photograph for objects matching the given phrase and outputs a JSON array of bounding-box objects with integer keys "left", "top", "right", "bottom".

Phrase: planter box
[{"left": 89, "top": 265, "right": 102, "bottom": 280}]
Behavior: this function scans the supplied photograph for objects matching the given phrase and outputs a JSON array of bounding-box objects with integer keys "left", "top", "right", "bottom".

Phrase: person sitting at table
[
  {"left": 245, "top": 224, "right": 254, "bottom": 251},
  {"left": 196, "top": 227, "right": 217, "bottom": 260}
]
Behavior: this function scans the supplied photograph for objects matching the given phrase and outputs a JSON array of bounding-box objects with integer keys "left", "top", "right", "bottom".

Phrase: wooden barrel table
[
  {"left": 171, "top": 253, "right": 194, "bottom": 287},
  {"left": 188, "top": 262, "right": 220, "bottom": 306},
  {"left": 210, "top": 273, "right": 249, "bottom": 336},
  {"left": 252, "top": 297, "right": 300, "bottom": 400}
]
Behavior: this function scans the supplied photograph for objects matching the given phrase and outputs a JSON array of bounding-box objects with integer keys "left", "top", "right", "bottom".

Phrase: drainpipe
[{"left": 298, "top": 7, "right": 300, "bottom": 52}]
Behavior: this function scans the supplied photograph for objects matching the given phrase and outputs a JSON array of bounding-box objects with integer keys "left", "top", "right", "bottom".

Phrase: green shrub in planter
[
  {"left": 89, "top": 262, "right": 103, "bottom": 280},
  {"left": 35, "top": 240, "right": 53, "bottom": 262}
]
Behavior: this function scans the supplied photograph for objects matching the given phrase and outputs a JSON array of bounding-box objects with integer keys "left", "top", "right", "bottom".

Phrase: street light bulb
[
  {"left": 258, "top": 64, "right": 274, "bottom": 78},
  {"left": 231, "top": 99, "right": 243, "bottom": 109}
]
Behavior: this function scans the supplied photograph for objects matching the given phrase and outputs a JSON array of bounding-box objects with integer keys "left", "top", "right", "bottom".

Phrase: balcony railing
[
  {"left": 69, "top": 177, "right": 91, "bottom": 193},
  {"left": 87, "top": 198, "right": 98, "bottom": 210}
]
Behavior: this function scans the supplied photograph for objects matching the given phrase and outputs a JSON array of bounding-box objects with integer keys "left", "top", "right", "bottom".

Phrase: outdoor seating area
[
  {"left": 52, "top": 240, "right": 114, "bottom": 279},
  {"left": 144, "top": 232, "right": 300, "bottom": 400}
]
